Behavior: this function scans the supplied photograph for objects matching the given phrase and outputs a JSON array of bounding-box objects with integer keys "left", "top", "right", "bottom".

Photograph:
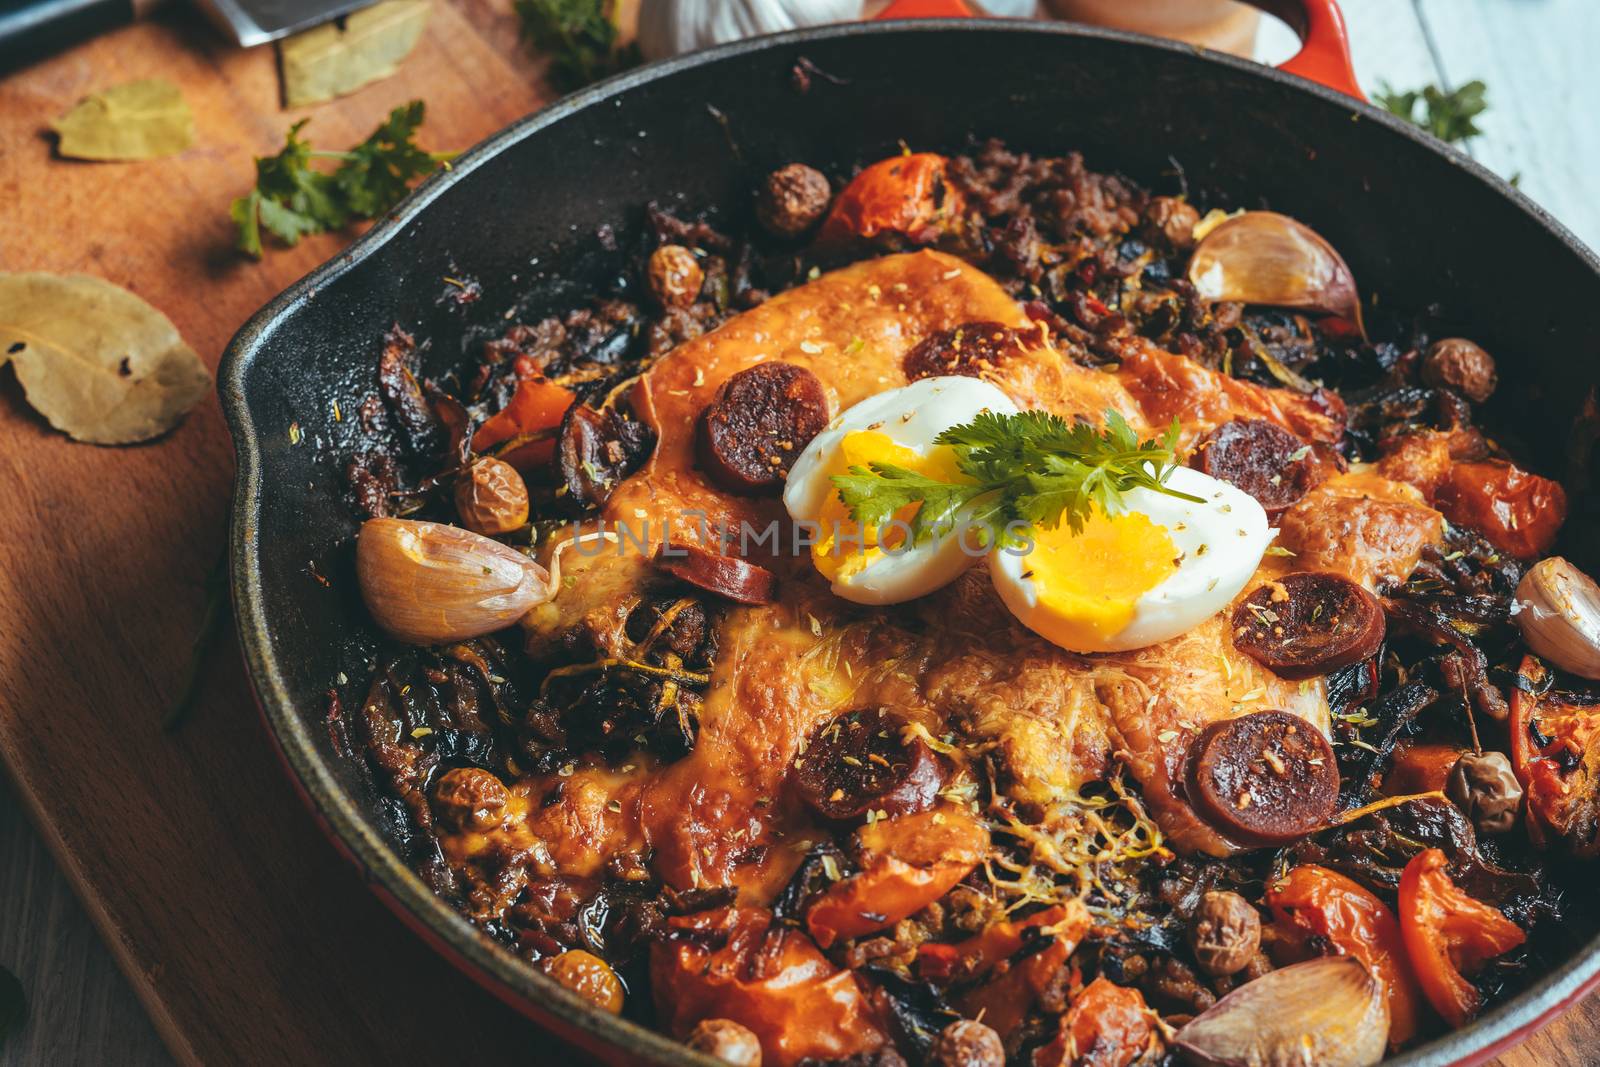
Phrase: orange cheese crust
[{"left": 452, "top": 253, "right": 1447, "bottom": 898}]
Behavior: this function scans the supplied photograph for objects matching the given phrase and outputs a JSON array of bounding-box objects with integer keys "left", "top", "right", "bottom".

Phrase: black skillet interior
[{"left": 221, "top": 19, "right": 1600, "bottom": 1066}]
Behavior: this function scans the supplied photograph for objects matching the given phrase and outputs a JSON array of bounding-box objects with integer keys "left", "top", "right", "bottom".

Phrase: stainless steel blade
[{"left": 196, "top": 0, "right": 375, "bottom": 46}]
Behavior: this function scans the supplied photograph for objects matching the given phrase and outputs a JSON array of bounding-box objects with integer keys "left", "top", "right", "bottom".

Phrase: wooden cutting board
[{"left": 0, "top": 5, "right": 1592, "bottom": 1064}]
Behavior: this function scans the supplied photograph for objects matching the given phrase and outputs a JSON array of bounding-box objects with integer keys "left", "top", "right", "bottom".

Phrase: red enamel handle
[{"left": 873, "top": 0, "right": 1366, "bottom": 102}]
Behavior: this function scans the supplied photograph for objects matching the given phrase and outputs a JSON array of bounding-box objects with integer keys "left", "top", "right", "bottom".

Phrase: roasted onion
[
  {"left": 1174, "top": 956, "right": 1388, "bottom": 1067},
  {"left": 1516, "top": 557, "right": 1600, "bottom": 680},
  {"left": 1188, "top": 211, "right": 1363, "bottom": 330}
]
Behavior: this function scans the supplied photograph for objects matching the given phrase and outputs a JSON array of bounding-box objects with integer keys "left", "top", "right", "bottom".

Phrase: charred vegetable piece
[
  {"left": 696, "top": 361, "right": 830, "bottom": 494},
  {"left": 471, "top": 374, "right": 575, "bottom": 470},
  {"left": 558, "top": 402, "right": 654, "bottom": 509},
  {"left": 454, "top": 457, "right": 529, "bottom": 535},
  {"left": 687, "top": 1018, "right": 763, "bottom": 1066},
  {"left": 1445, "top": 751, "right": 1522, "bottom": 836},
  {"left": 1189, "top": 891, "right": 1261, "bottom": 978},
  {"left": 357, "top": 518, "right": 552, "bottom": 645},
  {"left": 650, "top": 906, "right": 885, "bottom": 1067},
  {"left": 1420, "top": 338, "right": 1497, "bottom": 403},
  {"left": 1032, "top": 977, "right": 1152, "bottom": 1067},
  {"left": 1187, "top": 710, "right": 1339, "bottom": 846},
  {"left": 792, "top": 707, "right": 946, "bottom": 821},
  {"left": 1264, "top": 865, "right": 1425, "bottom": 1046},
  {"left": 902, "top": 321, "right": 1030, "bottom": 382},
  {"left": 654, "top": 543, "right": 777, "bottom": 605},
  {"left": 377, "top": 324, "right": 444, "bottom": 456},
  {"left": 1192, "top": 419, "right": 1331, "bottom": 515},
  {"left": 1432, "top": 460, "right": 1567, "bottom": 560},
  {"left": 1232, "top": 572, "right": 1384, "bottom": 680},
  {"left": 954, "top": 908, "right": 1091, "bottom": 1040},
  {"left": 1397, "top": 848, "right": 1526, "bottom": 1028},
  {"left": 928, "top": 1019, "right": 1003, "bottom": 1067},
  {"left": 648, "top": 244, "right": 705, "bottom": 308},
  {"left": 805, "top": 807, "right": 988, "bottom": 948},
  {"left": 1508, "top": 655, "right": 1600, "bottom": 855},
  {"left": 1174, "top": 956, "right": 1388, "bottom": 1067},
  {"left": 756, "top": 163, "right": 831, "bottom": 239},
  {"left": 543, "top": 949, "right": 624, "bottom": 1014},
  {"left": 916, "top": 902, "right": 1085, "bottom": 984}
]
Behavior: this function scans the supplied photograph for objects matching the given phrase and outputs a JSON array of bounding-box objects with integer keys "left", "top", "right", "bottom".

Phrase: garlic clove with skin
[
  {"left": 1516, "top": 557, "right": 1600, "bottom": 680},
  {"left": 357, "top": 517, "right": 553, "bottom": 645},
  {"left": 1188, "top": 210, "right": 1364, "bottom": 332}
]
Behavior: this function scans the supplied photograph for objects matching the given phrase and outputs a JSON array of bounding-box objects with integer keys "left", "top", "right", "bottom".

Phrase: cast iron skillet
[{"left": 219, "top": 16, "right": 1600, "bottom": 1067}]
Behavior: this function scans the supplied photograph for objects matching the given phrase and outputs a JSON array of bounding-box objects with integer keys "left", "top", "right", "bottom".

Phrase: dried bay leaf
[
  {"left": 0, "top": 273, "right": 211, "bottom": 445},
  {"left": 51, "top": 79, "right": 194, "bottom": 161},
  {"left": 279, "top": 0, "right": 431, "bottom": 108}
]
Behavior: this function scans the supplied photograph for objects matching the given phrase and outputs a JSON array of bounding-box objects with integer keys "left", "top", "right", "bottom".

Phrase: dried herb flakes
[
  {"left": 51, "top": 78, "right": 194, "bottom": 161},
  {"left": 278, "top": 0, "right": 432, "bottom": 108},
  {"left": 0, "top": 273, "right": 211, "bottom": 445}
]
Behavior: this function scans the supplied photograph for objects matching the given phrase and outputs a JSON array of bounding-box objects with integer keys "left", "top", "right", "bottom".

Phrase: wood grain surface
[{"left": 0, "top": 1, "right": 1597, "bottom": 1064}]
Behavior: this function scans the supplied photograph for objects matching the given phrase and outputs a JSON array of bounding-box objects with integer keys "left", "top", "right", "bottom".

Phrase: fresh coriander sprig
[
  {"left": 1375, "top": 80, "right": 1488, "bottom": 145},
  {"left": 514, "top": 0, "right": 640, "bottom": 91},
  {"left": 831, "top": 409, "right": 1201, "bottom": 549},
  {"left": 231, "top": 101, "right": 456, "bottom": 258}
]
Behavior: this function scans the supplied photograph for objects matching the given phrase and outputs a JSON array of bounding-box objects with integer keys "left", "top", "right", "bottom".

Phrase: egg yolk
[
  {"left": 1020, "top": 507, "right": 1179, "bottom": 647},
  {"left": 813, "top": 430, "right": 967, "bottom": 582}
]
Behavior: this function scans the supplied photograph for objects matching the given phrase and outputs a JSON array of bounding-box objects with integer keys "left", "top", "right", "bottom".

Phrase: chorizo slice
[
  {"left": 696, "top": 361, "right": 830, "bottom": 494},
  {"left": 902, "top": 320, "right": 1033, "bottom": 381},
  {"left": 1193, "top": 418, "right": 1336, "bottom": 514},
  {"left": 792, "top": 707, "right": 946, "bottom": 821},
  {"left": 1187, "top": 710, "right": 1340, "bottom": 846},
  {"left": 1233, "top": 572, "right": 1385, "bottom": 680},
  {"left": 653, "top": 543, "right": 777, "bottom": 605}
]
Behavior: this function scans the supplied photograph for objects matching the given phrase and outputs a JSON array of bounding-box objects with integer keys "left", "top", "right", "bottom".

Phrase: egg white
[
  {"left": 990, "top": 464, "right": 1272, "bottom": 653},
  {"left": 783, "top": 376, "right": 1019, "bottom": 605}
]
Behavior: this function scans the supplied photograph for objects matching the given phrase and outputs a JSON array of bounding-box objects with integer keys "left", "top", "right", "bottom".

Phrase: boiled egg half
[
  {"left": 990, "top": 464, "right": 1271, "bottom": 653},
  {"left": 783, "top": 376, "right": 1018, "bottom": 605}
]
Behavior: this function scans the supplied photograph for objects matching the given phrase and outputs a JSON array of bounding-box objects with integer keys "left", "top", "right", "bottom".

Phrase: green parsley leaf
[
  {"left": 830, "top": 410, "right": 1202, "bottom": 548},
  {"left": 513, "top": 0, "right": 639, "bottom": 91},
  {"left": 1375, "top": 80, "right": 1489, "bottom": 145},
  {"left": 231, "top": 103, "right": 453, "bottom": 257}
]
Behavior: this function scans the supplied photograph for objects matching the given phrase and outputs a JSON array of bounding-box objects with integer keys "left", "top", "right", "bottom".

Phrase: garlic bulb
[
  {"left": 1517, "top": 557, "right": 1600, "bottom": 680},
  {"left": 357, "top": 518, "right": 553, "bottom": 645},
  {"left": 637, "top": 0, "right": 863, "bottom": 61},
  {"left": 1188, "top": 210, "right": 1363, "bottom": 329}
]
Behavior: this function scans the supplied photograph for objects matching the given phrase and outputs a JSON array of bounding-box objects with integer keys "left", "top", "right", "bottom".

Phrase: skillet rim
[{"left": 218, "top": 18, "right": 1600, "bottom": 1066}]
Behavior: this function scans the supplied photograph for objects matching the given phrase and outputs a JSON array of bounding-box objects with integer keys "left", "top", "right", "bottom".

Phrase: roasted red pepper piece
[
  {"left": 805, "top": 807, "right": 988, "bottom": 948},
  {"left": 1265, "top": 864, "right": 1426, "bottom": 1045},
  {"left": 471, "top": 374, "right": 575, "bottom": 471},
  {"left": 1431, "top": 460, "right": 1566, "bottom": 560},
  {"left": 950, "top": 903, "right": 1092, "bottom": 1039},
  {"left": 1397, "top": 849, "right": 1526, "bottom": 1028},
  {"left": 650, "top": 906, "right": 886, "bottom": 1067},
  {"left": 1508, "top": 655, "right": 1600, "bottom": 855},
  {"left": 817, "top": 152, "right": 965, "bottom": 247}
]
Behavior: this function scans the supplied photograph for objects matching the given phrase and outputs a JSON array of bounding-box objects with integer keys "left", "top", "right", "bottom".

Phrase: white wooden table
[{"left": 2, "top": 1, "right": 1597, "bottom": 1064}]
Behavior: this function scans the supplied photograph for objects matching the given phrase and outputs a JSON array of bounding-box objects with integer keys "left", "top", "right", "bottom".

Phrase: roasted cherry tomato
[
  {"left": 1031, "top": 977, "right": 1153, "bottom": 1067},
  {"left": 651, "top": 906, "right": 886, "bottom": 1067},
  {"left": 1509, "top": 655, "right": 1600, "bottom": 855},
  {"left": 817, "top": 152, "right": 965, "bottom": 247},
  {"left": 1265, "top": 864, "right": 1425, "bottom": 1046},
  {"left": 1397, "top": 849, "right": 1526, "bottom": 1028},
  {"left": 806, "top": 807, "right": 988, "bottom": 948},
  {"left": 1232, "top": 572, "right": 1385, "bottom": 680},
  {"left": 471, "top": 374, "right": 575, "bottom": 471},
  {"left": 1432, "top": 460, "right": 1567, "bottom": 560}
]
